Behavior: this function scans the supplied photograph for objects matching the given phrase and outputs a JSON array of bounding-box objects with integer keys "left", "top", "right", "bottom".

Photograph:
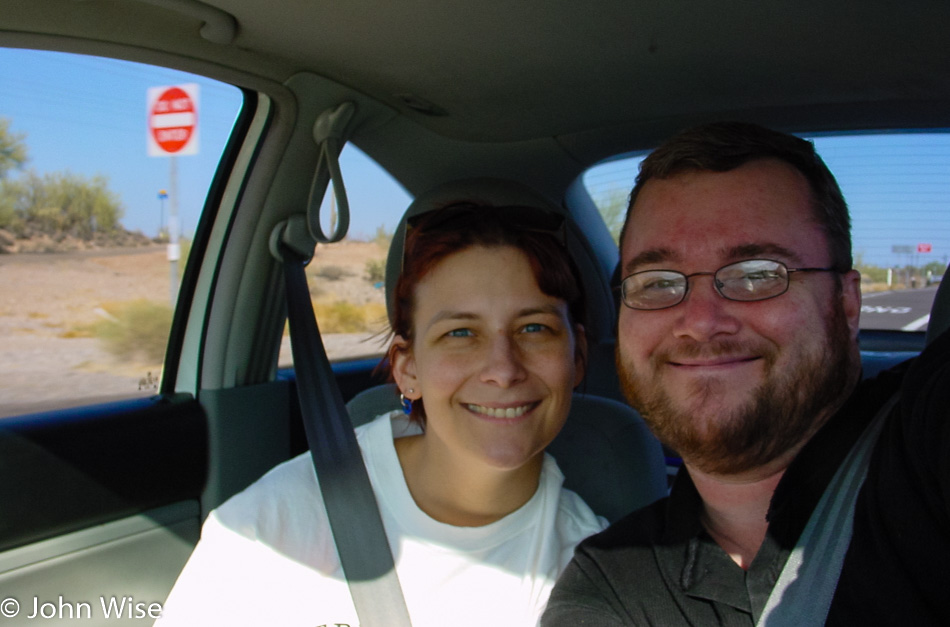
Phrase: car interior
[{"left": 2, "top": 0, "right": 949, "bottom": 623}]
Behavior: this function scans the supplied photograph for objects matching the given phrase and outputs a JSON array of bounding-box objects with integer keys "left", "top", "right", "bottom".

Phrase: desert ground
[{"left": 0, "top": 240, "right": 388, "bottom": 418}]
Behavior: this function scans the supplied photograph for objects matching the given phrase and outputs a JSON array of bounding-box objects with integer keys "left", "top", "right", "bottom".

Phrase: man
[{"left": 542, "top": 122, "right": 949, "bottom": 625}]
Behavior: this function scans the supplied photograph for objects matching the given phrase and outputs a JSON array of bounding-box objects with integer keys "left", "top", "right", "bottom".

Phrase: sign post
[
  {"left": 148, "top": 84, "right": 199, "bottom": 306},
  {"left": 157, "top": 190, "right": 168, "bottom": 238}
]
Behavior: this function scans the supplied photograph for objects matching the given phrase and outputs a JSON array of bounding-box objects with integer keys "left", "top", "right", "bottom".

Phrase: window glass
[
  {"left": 277, "top": 144, "right": 413, "bottom": 367},
  {"left": 582, "top": 132, "right": 950, "bottom": 332},
  {"left": 0, "top": 48, "right": 243, "bottom": 418}
]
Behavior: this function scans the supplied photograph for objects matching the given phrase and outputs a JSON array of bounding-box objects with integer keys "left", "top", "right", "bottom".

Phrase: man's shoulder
[
  {"left": 543, "top": 497, "right": 681, "bottom": 626},
  {"left": 577, "top": 496, "right": 671, "bottom": 557},
  {"left": 900, "top": 326, "right": 950, "bottom": 401},
  {"left": 861, "top": 327, "right": 950, "bottom": 459}
]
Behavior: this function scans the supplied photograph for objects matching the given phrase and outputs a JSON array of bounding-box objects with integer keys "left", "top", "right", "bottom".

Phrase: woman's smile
[
  {"left": 464, "top": 401, "right": 540, "bottom": 420},
  {"left": 392, "top": 244, "right": 584, "bottom": 473}
]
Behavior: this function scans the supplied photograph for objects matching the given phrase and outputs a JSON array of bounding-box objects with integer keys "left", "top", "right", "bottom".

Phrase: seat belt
[
  {"left": 756, "top": 393, "right": 899, "bottom": 627},
  {"left": 270, "top": 102, "right": 412, "bottom": 627}
]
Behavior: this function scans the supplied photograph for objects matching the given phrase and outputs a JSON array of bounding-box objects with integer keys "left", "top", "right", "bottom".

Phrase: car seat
[
  {"left": 347, "top": 178, "right": 668, "bottom": 523},
  {"left": 925, "top": 268, "right": 950, "bottom": 345}
]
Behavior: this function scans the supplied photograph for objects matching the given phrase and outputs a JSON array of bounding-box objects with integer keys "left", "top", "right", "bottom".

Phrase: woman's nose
[{"left": 480, "top": 333, "right": 528, "bottom": 387}]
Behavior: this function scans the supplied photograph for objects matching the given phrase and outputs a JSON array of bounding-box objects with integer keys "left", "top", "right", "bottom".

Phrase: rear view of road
[{"left": 860, "top": 286, "right": 939, "bottom": 331}]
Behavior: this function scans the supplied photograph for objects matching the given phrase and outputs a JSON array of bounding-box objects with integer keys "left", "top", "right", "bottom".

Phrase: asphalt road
[{"left": 860, "top": 286, "right": 939, "bottom": 331}]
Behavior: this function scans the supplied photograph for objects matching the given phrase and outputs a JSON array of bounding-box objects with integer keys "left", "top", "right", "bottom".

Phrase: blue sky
[
  {"left": 585, "top": 133, "right": 950, "bottom": 269},
  {"left": 0, "top": 47, "right": 410, "bottom": 241},
  {"left": 3, "top": 47, "right": 950, "bottom": 268}
]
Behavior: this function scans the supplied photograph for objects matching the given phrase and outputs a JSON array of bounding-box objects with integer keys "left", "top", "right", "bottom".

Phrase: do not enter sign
[{"left": 147, "top": 84, "right": 199, "bottom": 156}]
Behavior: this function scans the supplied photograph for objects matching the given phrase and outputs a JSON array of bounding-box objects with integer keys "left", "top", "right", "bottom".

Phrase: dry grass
[{"left": 0, "top": 241, "right": 390, "bottom": 416}]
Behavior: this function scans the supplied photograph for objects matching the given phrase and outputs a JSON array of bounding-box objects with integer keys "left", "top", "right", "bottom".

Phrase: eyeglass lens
[{"left": 621, "top": 259, "right": 790, "bottom": 310}]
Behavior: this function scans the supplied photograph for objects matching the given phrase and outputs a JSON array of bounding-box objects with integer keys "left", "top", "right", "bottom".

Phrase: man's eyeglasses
[{"left": 619, "top": 259, "right": 841, "bottom": 310}]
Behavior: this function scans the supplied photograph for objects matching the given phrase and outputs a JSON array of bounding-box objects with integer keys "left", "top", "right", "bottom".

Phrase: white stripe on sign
[
  {"left": 902, "top": 314, "right": 930, "bottom": 331},
  {"left": 152, "top": 112, "right": 196, "bottom": 128}
]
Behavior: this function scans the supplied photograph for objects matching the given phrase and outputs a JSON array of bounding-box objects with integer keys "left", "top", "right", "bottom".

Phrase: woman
[{"left": 157, "top": 203, "right": 606, "bottom": 626}]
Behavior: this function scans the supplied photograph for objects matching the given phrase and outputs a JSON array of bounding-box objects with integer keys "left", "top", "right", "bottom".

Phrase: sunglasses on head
[
  {"left": 402, "top": 203, "right": 567, "bottom": 269},
  {"left": 406, "top": 204, "right": 567, "bottom": 246}
]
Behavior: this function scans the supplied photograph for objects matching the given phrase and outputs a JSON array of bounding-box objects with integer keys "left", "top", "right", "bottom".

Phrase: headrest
[
  {"left": 925, "top": 267, "right": 950, "bottom": 345},
  {"left": 383, "top": 177, "right": 619, "bottom": 398}
]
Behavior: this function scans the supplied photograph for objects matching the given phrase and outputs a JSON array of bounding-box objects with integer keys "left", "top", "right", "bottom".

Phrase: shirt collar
[{"left": 655, "top": 363, "right": 907, "bottom": 611}]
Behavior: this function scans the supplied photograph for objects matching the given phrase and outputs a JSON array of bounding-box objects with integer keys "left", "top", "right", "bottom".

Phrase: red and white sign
[
  {"left": 918, "top": 243, "right": 933, "bottom": 253},
  {"left": 147, "top": 84, "right": 199, "bottom": 156}
]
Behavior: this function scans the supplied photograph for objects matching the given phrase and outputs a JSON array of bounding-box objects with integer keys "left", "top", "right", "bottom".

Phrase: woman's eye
[{"left": 521, "top": 322, "right": 553, "bottom": 334}]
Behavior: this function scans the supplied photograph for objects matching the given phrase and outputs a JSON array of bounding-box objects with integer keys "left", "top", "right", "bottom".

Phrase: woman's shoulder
[
  {"left": 212, "top": 411, "right": 401, "bottom": 533},
  {"left": 212, "top": 452, "right": 321, "bottom": 537},
  {"left": 540, "top": 454, "right": 610, "bottom": 537}
]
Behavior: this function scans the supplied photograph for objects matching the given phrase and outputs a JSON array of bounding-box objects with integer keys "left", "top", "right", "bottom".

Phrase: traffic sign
[
  {"left": 918, "top": 243, "right": 933, "bottom": 253},
  {"left": 147, "top": 84, "right": 199, "bottom": 156}
]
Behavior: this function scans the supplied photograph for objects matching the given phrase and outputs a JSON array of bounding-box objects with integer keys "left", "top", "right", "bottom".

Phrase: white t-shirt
[{"left": 157, "top": 411, "right": 606, "bottom": 626}]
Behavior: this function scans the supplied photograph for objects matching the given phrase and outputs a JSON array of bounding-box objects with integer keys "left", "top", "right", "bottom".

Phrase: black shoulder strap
[
  {"left": 282, "top": 250, "right": 412, "bottom": 627},
  {"left": 756, "top": 393, "right": 898, "bottom": 626}
]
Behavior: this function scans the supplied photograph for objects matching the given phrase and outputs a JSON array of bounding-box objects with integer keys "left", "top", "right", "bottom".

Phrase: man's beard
[{"left": 618, "top": 302, "right": 857, "bottom": 476}]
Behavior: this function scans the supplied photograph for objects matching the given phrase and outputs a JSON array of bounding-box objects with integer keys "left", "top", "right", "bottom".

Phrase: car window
[
  {"left": 0, "top": 48, "right": 243, "bottom": 418},
  {"left": 582, "top": 132, "right": 950, "bottom": 333},
  {"left": 277, "top": 144, "right": 412, "bottom": 368}
]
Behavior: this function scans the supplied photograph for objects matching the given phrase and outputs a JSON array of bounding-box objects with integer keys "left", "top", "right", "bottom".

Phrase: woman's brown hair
[{"left": 387, "top": 202, "right": 587, "bottom": 424}]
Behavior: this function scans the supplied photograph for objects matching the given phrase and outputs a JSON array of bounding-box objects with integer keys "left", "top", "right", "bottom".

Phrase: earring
[{"left": 400, "top": 389, "right": 414, "bottom": 415}]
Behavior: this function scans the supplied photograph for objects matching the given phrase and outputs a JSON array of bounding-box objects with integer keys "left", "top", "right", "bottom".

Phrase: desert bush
[
  {"left": 365, "top": 258, "right": 386, "bottom": 283},
  {"left": 314, "top": 264, "right": 346, "bottom": 281},
  {"left": 59, "top": 326, "right": 96, "bottom": 339},
  {"left": 596, "top": 189, "right": 629, "bottom": 244},
  {"left": 94, "top": 299, "right": 172, "bottom": 363},
  {"left": 0, "top": 117, "right": 28, "bottom": 180},
  {"left": 373, "top": 224, "right": 393, "bottom": 250},
  {"left": 314, "top": 301, "right": 387, "bottom": 333},
  {"left": 1, "top": 170, "right": 124, "bottom": 237}
]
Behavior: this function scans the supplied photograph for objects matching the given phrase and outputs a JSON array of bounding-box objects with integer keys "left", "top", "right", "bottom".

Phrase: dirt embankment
[
  {"left": 0, "top": 240, "right": 389, "bottom": 418},
  {"left": 0, "top": 227, "right": 155, "bottom": 255}
]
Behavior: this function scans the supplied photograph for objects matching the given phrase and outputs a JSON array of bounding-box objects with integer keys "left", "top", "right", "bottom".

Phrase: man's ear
[
  {"left": 840, "top": 269, "right": 862, "bottom": 340},
  {"left": 573, "top": 324, "right": 588, "bottom": 388},
  {"left": 390, "top": 335, "right": 420, "bottom": 399}
]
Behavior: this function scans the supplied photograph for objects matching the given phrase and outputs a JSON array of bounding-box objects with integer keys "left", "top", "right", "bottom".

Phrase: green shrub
[
  {"left": 365, "top": 258, "right": 385, "bottom": 283},
  {"left": 94, "top": 300, "right": 172, "bottom": 363},
  {"left": 373, "top": 224, "right": 393, "bottom": 250},
  {"left": 315, "top": 265, "right": 346, "bottom": 281},
  {"left": 314, "top": 301, "right": 387, "bottom": 333}
]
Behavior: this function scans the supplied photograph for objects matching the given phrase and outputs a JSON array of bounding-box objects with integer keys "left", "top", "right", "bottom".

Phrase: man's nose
[{"left": 672, "top": 275, "right": 741, "bottom": 342}]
